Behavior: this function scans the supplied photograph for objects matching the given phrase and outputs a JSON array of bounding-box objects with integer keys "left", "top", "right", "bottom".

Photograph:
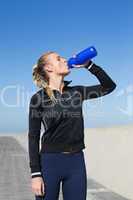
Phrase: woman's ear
[{"left": 44, "top": 64, "right": 53, "bottom": 72}]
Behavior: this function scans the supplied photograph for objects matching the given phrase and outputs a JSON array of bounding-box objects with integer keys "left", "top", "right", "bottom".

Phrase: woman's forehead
[{"left": 47, "top": 52, "right": 60, "bottom": 60}]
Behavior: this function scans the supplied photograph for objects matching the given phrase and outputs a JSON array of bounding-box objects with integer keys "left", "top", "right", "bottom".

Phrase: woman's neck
[{"left": 48, "top": 77, "right": 64, "bottom": 93}]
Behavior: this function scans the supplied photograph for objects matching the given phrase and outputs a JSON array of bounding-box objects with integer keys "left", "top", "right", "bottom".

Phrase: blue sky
[{"left": 0, "top": 0, "right": 133, "bottom": 133}]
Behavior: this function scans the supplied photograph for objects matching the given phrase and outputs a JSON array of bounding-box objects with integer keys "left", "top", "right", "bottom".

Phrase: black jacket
[{"left": 28, "top": 61, "right": 117, "bottom": 178}]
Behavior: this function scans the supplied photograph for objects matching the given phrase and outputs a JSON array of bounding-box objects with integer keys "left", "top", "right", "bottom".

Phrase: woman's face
[{"left": 45, "top": 53, "right": 70, "bottom": 76}]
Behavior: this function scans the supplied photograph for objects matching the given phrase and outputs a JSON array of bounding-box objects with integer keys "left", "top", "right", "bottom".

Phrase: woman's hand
[
  {"left": 31, "top": 176, "right": 45, "bottom": 196},
  {"left": 72, "top": 55, "right": 91, "bottom": 68}
]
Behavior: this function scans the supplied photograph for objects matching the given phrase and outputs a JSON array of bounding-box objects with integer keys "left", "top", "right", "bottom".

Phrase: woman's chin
[
  {"left": 61, "top": 69, "right": 70, "bottom": 75},
  {"left": 65, "top": 70, "right": 71, "bottom": 75}
]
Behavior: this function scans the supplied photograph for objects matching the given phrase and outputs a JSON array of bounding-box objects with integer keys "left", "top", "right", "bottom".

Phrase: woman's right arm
[
  {"left": 28, "top": 93, "right": 42, "bottom": 178},
  {"left": 28, "top": 92, "right": 45, "bottom": 196}
]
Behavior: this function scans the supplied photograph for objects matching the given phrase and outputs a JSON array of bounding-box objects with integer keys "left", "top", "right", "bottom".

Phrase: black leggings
[{"left": 35, "top": 150, "right": 87, "bottom": 200}]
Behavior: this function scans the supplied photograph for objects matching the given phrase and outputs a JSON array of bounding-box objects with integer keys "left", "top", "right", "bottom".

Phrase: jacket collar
[
  {"left": 41, "top": 80, "right": 72, "bottom": 95},
  {"left": 64, "top": 80, "right": 72, "bottom": 86}
]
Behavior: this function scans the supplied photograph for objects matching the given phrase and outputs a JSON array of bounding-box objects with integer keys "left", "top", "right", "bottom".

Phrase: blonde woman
[{"left": 28, "top": 51, "right": 116, "bottom": 200}]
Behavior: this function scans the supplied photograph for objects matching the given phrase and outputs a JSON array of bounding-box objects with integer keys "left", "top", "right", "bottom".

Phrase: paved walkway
[{"left": 0, "top": 136, "right": 130, "bottom": 200}]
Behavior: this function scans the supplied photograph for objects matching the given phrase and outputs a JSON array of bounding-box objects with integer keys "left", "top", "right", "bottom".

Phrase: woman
[{"left": 28, "top": 51, "right": 116, "bottom": 200}]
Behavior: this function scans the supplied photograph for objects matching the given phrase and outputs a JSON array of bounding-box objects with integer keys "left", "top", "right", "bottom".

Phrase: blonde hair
[{"left": 32, "top": 51, "right": 58, "bottom": 103}]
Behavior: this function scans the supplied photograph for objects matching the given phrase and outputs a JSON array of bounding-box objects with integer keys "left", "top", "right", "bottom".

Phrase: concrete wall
[
  {"left": 9, "top": 124, "right": 133, "bottom": 199},
  {"left": 84, "top": 124, "right": 133, "bottom": 200}
]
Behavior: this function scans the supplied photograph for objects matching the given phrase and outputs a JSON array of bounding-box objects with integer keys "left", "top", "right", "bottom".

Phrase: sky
[{"left": 0, "top": 0, "right": 133, "bottom": 133}]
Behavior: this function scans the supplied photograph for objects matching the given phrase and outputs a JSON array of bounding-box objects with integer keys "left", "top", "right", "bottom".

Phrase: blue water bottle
[{"left": 67, "top": 46, "right": 97, "bottom": 69}]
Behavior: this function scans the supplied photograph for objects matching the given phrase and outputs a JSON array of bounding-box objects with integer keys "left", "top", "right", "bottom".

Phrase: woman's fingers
[
  {"left": 41, "top": 181, "right": 45, "bottom": 195},
  {"left": 31, "top": 177, "right": 45, "bottom": 196},
  {"left": 71, "top": 60, "right": 91, "bottom": 68},
  {"left": 36, "top": 188, "right": 42, "bottom": 196},
  {"left": 72, "top": 64, "right": 84, "bottom": 68},
  {"left": 32, "top": 187, "right": 42, "bottom": 196}
]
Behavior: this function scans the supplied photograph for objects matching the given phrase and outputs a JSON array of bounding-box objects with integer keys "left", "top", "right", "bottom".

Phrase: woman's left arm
[{"left": 76, "top": 61, "right": 117, "bottom": 100}]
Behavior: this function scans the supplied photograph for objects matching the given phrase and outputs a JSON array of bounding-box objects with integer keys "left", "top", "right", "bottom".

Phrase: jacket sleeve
[
  {"left": 28, "top": 93, "right": 42, "bottom": 178},
  {"left": 77, "top": 61, "right": 117, "bottom": 100}
]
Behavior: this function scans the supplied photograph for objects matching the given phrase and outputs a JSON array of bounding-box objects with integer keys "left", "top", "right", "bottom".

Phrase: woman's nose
[{"left": 61, "top": 57, "right": 67, "bottom": 64}]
